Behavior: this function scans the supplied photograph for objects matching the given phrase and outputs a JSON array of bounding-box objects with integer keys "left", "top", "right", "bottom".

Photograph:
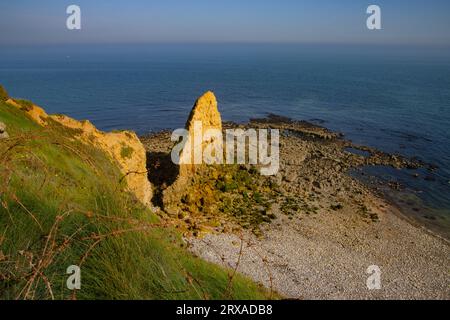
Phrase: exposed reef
[{"left": 141, "top": 93, "right": 424, "bottom": 236}]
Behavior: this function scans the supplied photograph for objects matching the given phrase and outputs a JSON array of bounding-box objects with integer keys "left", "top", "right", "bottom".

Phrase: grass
[
  {"left": 0, "top": 99, "right": 272, "bottom": 300},
  {"left": 120, "top": 145, "right": 134, "bottom": 160}
]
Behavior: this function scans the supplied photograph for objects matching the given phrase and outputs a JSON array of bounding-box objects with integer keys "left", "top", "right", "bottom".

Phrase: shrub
[{"left": 120, "top": 145, "right": 134, "bottom": 159}]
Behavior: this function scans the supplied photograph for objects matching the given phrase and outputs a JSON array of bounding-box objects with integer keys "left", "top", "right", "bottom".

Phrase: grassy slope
[{"left": 0, "top": 100, "right": 271, "bottom": 300}]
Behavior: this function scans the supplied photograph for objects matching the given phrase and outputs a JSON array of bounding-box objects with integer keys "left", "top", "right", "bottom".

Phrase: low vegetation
[
  {"left": 171, "top": 164, "right": 279, "bottom": 237},
  {"left": 0, "top": 98, "right": 271, "bottom": 300}
]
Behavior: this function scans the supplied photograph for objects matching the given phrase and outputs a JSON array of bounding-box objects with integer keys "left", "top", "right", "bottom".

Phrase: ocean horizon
[{"left": 1, "top": 43, "right": 449, "bottom": 238}]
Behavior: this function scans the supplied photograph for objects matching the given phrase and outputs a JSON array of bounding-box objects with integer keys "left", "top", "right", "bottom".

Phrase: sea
[{"left": 1, "top": 43, "right": 449, "bottom": 238}]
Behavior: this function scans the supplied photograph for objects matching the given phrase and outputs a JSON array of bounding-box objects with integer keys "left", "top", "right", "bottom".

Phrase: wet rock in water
[
  {"left": 388, "top": 181, "right": 402, "bottom": 190},
  {"left": 0, "top": 122, "right": 9, "bottom": 139}
]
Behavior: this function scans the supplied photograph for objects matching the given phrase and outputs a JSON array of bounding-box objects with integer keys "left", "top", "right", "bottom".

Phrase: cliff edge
[{"left": 4, "top": 96, "right": 152, "bottom": 206}]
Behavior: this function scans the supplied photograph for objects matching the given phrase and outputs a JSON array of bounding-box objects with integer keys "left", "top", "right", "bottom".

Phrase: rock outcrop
[
  {"left": 6, "top": 99, "right": 49, "bottom": 126},
  {"left": 4, "top": 99, "right": 152, "bottom": 206},
  {"left": 51, "top": 115, "right": 153, "bottom": 206},
  {"left": 178, "top": 91, "right": 222, "bottom": 175},
  {"left": 163, "top": 91, "right": 223, "bottom": 214},
  {"left": 0, "top": 121, "right": 8, "bottom": 139}
]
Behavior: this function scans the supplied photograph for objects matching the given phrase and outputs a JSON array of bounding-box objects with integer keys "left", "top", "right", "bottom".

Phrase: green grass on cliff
[{"left": 0, "top": 98, "right": 271, "bottom": 300}]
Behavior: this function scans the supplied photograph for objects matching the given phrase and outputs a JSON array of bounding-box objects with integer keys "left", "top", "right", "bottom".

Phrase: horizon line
[{"left": 2, "top": 41, "right": 450, "bottom": 49}]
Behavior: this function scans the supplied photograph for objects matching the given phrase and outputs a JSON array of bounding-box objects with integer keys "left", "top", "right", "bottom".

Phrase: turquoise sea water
[{"left": 1, "top": 44, "right": 449, "bottom": 237}]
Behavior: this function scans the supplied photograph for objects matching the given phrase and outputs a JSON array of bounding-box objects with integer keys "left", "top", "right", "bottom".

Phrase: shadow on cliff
[{"left": 146, "top": 151, "right": 179, "bottom": 207}]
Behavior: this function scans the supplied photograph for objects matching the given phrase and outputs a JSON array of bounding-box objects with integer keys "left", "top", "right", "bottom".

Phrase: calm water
[{"left": 1, "top": 44, "right": 449, "bottom": 237}]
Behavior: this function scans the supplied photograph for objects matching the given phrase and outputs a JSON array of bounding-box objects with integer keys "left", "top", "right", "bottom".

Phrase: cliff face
[
  {"left": 51, "top": 115, "right": 153, "bottom": 206},
  {"left": 5, "top": 98, "right": 152, "bottom": 206}
]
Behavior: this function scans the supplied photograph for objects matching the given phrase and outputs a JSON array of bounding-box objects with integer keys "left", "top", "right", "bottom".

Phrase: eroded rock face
[
  {"left": 51, "top": 114, "right": 153, "bottom": 206},
  {"left": 163, "top": 91, "right": 223, "bottom": 214},
  {"left": 0, "top": 121, "right": 9, "bottom": 139},
  {"left": 6, "top": 99, "right": 49, "bottom": 126},
  {"left": 178, "top": 91, "right": 222, "bottom": 175},
  {"left": 4, "top": 99, "right": 152, "bottom": 206}
]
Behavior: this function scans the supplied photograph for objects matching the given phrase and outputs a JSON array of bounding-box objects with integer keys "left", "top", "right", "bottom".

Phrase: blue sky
[{"left": 1, "top": 0, "right": 449, "bottom": 46}]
